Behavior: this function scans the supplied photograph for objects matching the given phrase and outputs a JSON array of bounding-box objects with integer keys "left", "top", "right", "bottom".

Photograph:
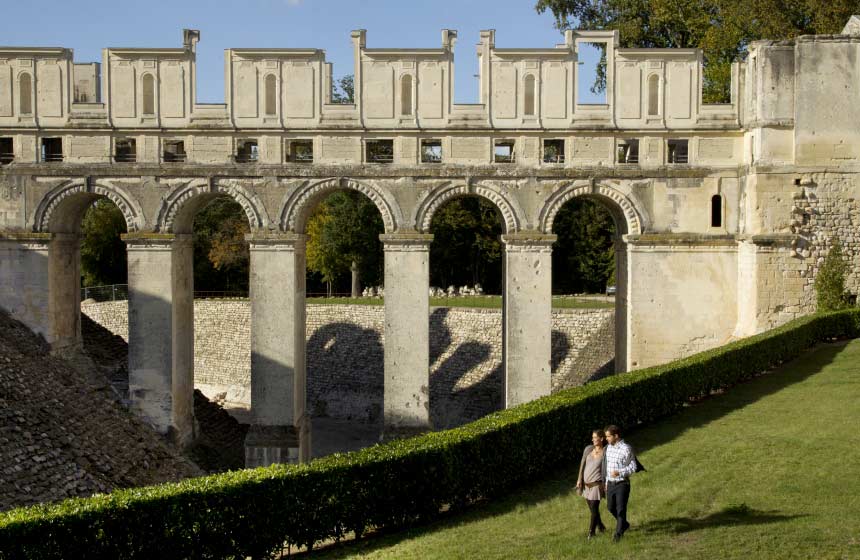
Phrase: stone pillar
[
  {"left": 613, "top": 236, "right": 630, "bottom": 373},
  {"left": 48, "top": 233, "right": 82, "bottom": 354},
  {"left": 244, "top": 232, "right": 308, "bottom": 467},
  {"left": 380, "top": 233, "right": 433, "bottom": 438},
  {"left": 501, "top": 233, "right": 556, "bottom": 408},
  {"left": 124, "top": 234, "right": 195, "bottom": 447},
  {"left": 0, "top": 232, "right": 51, "bottom": 342}
]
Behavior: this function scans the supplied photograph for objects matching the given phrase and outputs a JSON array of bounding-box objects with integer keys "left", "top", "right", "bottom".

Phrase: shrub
[
  {"left": 1, "top": 309, "right": 858, "bottom": 559},
  {"left": 815, "top": 239, "right": 851, "bottom": 311}
]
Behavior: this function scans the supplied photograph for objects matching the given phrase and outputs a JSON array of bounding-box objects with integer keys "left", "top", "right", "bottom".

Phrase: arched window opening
[
  {"left": 19, "top": 73, "right": 32, "bottom": 115},
  {"left": 264, "top": 74, "right": 277, "bottom": 116},
  {"left": 647, "top": 74, "right": 659, "bottom": 116},
  {"left": 400, "top": 74, "right": 413, "bottom": 116},
  {"left": 524, "top": 74, "right": 536, "bottom": 116},
  {"left": 711, "top": 194, "right": 723, "bottom": 228},
  {"left": 142, "top": 74, "right": 155, "bottom": 116}
]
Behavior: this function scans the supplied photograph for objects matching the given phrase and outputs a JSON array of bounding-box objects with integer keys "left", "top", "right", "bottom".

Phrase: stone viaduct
[{"left": 1, "top": 21, "right": 859, "bottom": 466}]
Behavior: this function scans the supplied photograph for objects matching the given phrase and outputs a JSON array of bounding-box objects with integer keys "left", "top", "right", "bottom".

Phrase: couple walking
[{"left": 575, "top": 425, "right": 642, "bottom": 542}]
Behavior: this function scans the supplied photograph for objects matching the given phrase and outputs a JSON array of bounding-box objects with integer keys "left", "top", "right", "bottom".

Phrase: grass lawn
[
  {"left": 304, "top": 339, "right": 860, "bottom": 560},
  {"left": 306, "top": 295, "right": 614, "bottom": 309}
]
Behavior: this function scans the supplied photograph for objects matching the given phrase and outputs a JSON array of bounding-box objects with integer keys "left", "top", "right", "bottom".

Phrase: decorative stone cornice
[
  {"left": 626, "top": 233, "right": 738, "bottom": 247},
  {"left": 501, "top": 232, "right": 557, "bottom": 253},
  {"left": 245, "top": 232, "right": 306, "bottom": 252},
  {"left": 122, "top": 232, "right": 192, "bottom": 250},
  {"left": 379, "top": 233, "right": 434, "bottom": 252}
]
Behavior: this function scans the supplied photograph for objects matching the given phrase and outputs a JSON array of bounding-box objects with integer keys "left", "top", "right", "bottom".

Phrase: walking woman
[{"left": 576, "top": 429, "right": 607, "bottom": 539}]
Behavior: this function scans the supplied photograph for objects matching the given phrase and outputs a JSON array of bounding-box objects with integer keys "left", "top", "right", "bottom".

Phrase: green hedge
[{"left": 2, "top": 309, "right": 858, "bottom": 559}]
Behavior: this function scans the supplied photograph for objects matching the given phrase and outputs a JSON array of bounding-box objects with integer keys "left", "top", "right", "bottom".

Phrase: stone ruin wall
[{"left": 81, "top": 301, "right": 614, "bottom": 428}]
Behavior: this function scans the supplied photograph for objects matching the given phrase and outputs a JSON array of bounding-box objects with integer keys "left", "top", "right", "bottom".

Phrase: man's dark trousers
[{"left": 607, "top": 480, "right": 631, "bottom": 538}]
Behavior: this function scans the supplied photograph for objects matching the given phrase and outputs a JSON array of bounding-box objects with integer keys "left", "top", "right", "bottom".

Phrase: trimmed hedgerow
[{"left": 1, "top": 309, "right": 858, "bottom": 559}]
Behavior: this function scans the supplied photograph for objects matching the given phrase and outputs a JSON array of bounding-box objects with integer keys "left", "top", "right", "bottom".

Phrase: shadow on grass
[
  {"left": 637, "top": 503, "right": 806, "bottom": 534},
  {"left": 299, "top": 341, "right": 851, "bottom": 558},
  {"left": 631, "top": 341, "right": 850, "bottom": 454}
]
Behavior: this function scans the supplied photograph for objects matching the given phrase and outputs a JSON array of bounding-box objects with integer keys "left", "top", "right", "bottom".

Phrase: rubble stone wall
[{"left": 81, "top": 301, "right": 615, "bottom": 427}]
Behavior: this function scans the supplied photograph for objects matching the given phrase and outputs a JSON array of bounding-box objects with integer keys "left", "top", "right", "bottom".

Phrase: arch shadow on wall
[{"left": 279, "top": 177, "right": 403, "bottom": 234}]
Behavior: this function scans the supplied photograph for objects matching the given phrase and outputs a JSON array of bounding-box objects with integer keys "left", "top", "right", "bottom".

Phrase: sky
[{"left": 0, "top": 0, "right": 602, "bottom": 104}]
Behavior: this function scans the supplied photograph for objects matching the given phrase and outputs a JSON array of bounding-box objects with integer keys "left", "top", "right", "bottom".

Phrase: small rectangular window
[
  {"left": 41, "top": 138, "right": 63, "bottom": 162},
  {"left": 366, "top": 139, "right": 394, "bottom": 164},
  {"left": 667, "top": 139, "right": 689, "bottom": 164},
  {"left": 421, "top": 139, "right": 442, "bottom": 163},
  {"left": 543, "top": 139, "right": 565, "bottom": 164},
  {"left": 235, "top": 139, "right": 259, "bottom": 163},
  {"left": 163, "top": 140, "right": 186, "bottom": 163},
  {"left": 115, "top": 138, "right": 136, "bottom": 163},
  {"left": 617, "top": 139, "right": 639, "bottom": 164},
  {"left": 288, "top": 140, "right": 313, "bottom": 163},
  {"left": 494, "top": 139, "right": 515, "bottom": 164},
  {"left": 0, "top": 138, "right": 13, "bottom": 165}
]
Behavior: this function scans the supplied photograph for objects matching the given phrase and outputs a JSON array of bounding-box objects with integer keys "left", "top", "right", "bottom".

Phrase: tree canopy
[
  {"left": 552, "top": 198, "right": 616, "bottom": 294},
  {"left": 192, "top": 197, "right": 251, "bottom": 294},
  {"left": 80, "top": 200, "right": 127, "bottom": 287},
  {"left": 535, "top": 0, "right": 859, "bottom": 102}
]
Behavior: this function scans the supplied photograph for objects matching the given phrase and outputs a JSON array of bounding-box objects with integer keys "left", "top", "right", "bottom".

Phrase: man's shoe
[
  {"left": 587, "top": 533, "right": 594, "bottom": 541},
  {"left": 621, "top": 521, "right": 631, "bottom": 534},
  {"left": 597, "top": 524, "right": 607, "bottom": 533},
  {"left": 612, "top": 534, "right": 622, "bottom": 543}
]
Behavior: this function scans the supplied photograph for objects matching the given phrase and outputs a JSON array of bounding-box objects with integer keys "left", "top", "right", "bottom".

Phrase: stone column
[
  {"left": 124, "top": 234, "right": 195, "bottom": 447},
  {"left": 0, "top": 232, "right": 51, "bottom": 342},
  {"left": 501, "top": 233, "right": 556, "bottom": 408},
  {"left": 48, "top": 233, "right": 82, "bottom": 354},
  {"left": 380, "top": 233, "right": 433, "bottom": 438},
  {"left": 244, "top": 232, "right": 309, "bottom": 467}
]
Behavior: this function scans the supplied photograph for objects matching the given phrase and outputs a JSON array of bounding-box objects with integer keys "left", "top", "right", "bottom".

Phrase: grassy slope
[
  {"left": 308, "top": 339, "right": 860, "bottom": 560},
  {"left": 306, "top": 296, "right": 614, "bottom": 309}
]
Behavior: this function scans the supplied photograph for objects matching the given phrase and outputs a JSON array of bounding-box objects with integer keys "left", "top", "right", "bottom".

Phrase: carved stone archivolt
[
  {"left": 279, "top": 177, "right": 401, "bottom": 234},
  {"left": 538, "top": 181, "right": 644, "bottom": 236},
  {"left": 413, "top": 181, "right": 524, "bottom": 234},
  {"left": 156, "top": 178, "right": 269, "bottom": 233},
  {"left": 33, "top": 178, "right": 144, "bottom": 233}
]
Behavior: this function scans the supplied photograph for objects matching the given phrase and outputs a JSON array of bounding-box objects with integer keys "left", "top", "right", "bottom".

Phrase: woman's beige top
[{"left": 582, "top": 450, "right": 604, "bottom": 500}]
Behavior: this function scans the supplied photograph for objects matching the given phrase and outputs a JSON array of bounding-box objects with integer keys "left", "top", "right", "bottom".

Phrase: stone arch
[
  {"left": 413, "top": 182, "right": 523, "bottom": 234},
  {"left": 538, "top": 181, "right": 644, "bottom": 236},
  {"left": 279, "top": 177, "right": 401, "bottom": 233},
  {"left": 33, "top": 178, "right": 145, "bottom": 234},
  {"left": 156, "top": 178, "right": 270, "bottom": 234}
]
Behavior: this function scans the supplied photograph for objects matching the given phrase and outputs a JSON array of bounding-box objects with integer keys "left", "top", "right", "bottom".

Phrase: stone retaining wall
[{"left": 81, "top": 301, "right": 614, "bottom": 428}]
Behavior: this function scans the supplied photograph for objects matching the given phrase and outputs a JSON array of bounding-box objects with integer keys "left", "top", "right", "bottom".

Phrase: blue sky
[{"left": 0, "top": 0, "right": 602, "bottom": 104}]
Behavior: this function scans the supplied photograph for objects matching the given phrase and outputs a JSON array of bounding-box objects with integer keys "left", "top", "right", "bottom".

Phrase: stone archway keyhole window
[
  {"left": 19, "top": 73, "right": 32, "bottom": 115},
  {"left": 400, "top": 74, "right": 413, "bottom": 116},
  {"left": 524, "top": 74, "right": 536, "bottom": 116},
  {"left": 711, "top": 194, "right": 723, "bottom": 228},
  {"left": 265, "top": 74, "right": 277, "bottom": 116},
  {"left": 142, "top": 74, "right": 155, "bottom": 116},
  {"left": 648, "top": 74, "right": 659, "bottom": 116}
]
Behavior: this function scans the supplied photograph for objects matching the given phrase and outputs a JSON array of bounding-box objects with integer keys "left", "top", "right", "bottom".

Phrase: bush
[
  {"left": 815, "top": 240, "right": 851, "bottom": 311},
  {"left": 2, "top": 309, "right": 859, "bottom": 559}
]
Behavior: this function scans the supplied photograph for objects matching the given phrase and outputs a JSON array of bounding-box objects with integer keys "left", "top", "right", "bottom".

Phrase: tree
[
  {"left": 815, "top": 239, "right": 851, "bottom": 312},
  {"left": 306, "top": 191, "right": 384, "bottom": 296},
  {"left": 535, "top": 0, "right": 858, "bottom": 102},
  {"left": 192, "top": 197, "right": 250, "bottom": 294},
  {"left": 80, "top": 199, "right": 127, "bottom": 287},
  {"left": 551, "top": 198, "right": 616, "bottom": 294},
  {"left": 331, "top": 75, "right": 355, "bottom": 104},
  {"left": 429, "top": 197, "right": 504, "bottom": 293}
]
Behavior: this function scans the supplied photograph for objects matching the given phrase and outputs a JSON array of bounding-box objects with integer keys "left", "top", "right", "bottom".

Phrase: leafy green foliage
[
  {"left": 80, "top": 200, "right": 127, "bottom": 287},
  {"left": 815, "top": 239, "right": 852, "bottom": 311},
  {"left": 192, "top": 197, "right": 250, "bottom": 293},
  {"left": 2, "top": 308, "right": 857, "bottom": 559},
  {"left": 331, "top": 75, "right": 355, "bottom": 104},
  {"left": 534, "top": 0, "right": 859, "bottom": 102},
  {"left": 551, "top": 198, "right": 616, "bottom": 293},
  {"left": 429, "top": 197, "right": 504, "bottom": 293},
  {"left": 306, "top": 191, "right": 384, "bottom": 293}
]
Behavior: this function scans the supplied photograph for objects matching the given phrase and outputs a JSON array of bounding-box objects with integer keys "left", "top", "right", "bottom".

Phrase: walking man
[{"left": 603, "top": 425, "right": 638, "bottom": 542}]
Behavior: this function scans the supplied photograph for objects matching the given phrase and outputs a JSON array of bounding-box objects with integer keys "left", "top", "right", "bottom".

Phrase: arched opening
[
  {"left": 264, "top": 74, "right": 277, "bottom": 116},
  {"left": 524, "top": 74, "right": 536, "bottom": 116},
  {"left": 711, "top": 194, "right": 723, "bottom": 228},
  {"left": 400, "top": 74, "right": 413, "bottom": 116},
  {"left": 647, "top": 74, "right": 659, "bottom": 116},
  {"left": 142, "top": 74, "right": 155, "bottom": 116},
  {"left": 550, "top": 195, "right": 626, "bottom": 391},
  {"left": 428, "top": 195, "right": 505, "bottom": 428},
  {"left": 19, "top": 73, "right": 32, "bottom": 115},
  {"left": 302, "top": 189, "right": 386, "bottom": 455}
]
